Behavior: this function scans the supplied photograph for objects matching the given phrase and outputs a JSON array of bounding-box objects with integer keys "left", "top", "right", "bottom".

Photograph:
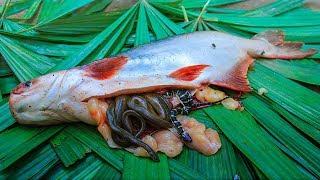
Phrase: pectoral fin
[
  {"left": 169, "top": 65, "right": 210, "bottom": 81},
  {"left": 211, "top": 55, "right": 253, "bottom": 92}
]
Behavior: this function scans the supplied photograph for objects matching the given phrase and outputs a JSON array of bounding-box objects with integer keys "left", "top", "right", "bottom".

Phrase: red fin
[
  {"left": 169, "top": 65, "right": 210, "bottom": 81},
  {"left": 83, "top": 56, "right": 128, "bottom": 80},
  {"left": 212, "top": 55, "right": 253, "bottom": 92}
]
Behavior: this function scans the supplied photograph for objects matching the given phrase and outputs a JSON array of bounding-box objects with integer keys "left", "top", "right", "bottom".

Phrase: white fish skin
[{"left": 9, "top": 30, "right": 316, "bottom": 125}]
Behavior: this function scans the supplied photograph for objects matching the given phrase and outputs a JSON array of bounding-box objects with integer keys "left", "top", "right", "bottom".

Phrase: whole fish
[{"left": 9, "top": 30, "right": 316, "bottom": 126}]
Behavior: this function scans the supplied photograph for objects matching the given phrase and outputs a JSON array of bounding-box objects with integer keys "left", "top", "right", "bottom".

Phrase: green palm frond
[
  {"left": 0, "top": 0, "right": 319, "bottom": 179},
  {"left": 243, "top": 95, "right": 320, "bottom": 176},
  {"left": 260, "top": 59, "right": 320, "bottom": 85},
  {"left": 243, "top": 0, "right": 304, "bottom": 17},
  {"left": 50, "top": 130, "right": 91, "bottom": 167},
  {"left": 205, "top": 106, "right": 314, "bottom": 179}
]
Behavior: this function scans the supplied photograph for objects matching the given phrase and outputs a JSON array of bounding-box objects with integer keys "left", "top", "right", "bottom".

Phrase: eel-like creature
[
  {"left": 9, "top": 30, "right": 316, "bottom": 157},
  {"left": 107, "top": 94, "right": 172, "bottom": 161}
]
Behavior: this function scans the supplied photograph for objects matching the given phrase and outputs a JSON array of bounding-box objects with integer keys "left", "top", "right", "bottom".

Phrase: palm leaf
[
  {"left": 2, "top": 19, "right": 35, "bottom": 34},
  {"left": 81, "top": 0, "right": 112, "bottom": 15},
  {"left": 0, "top": 76, "right": 18, "bottom": 94},
  {"left": 64, "top": 124, "right": 124, "bottom": 171},
  {"left": 35, "top": 0, "right": 94, "bottom": 28},
  {"left": 123, "top": 154, "right": 170, "bottom": 180},
  {"left": 135, "top": 2, "right": 151, "bottom": 46},
  {"left": 47, "top": 153, "right": 121, "bottom": 179},
  {"left": 204, "top": 14, "right": 320, "bottom": 27},
  {"left": 49, "top": 4, "right": 137, "bottom": 71},
  {"left": 269, "top": 101, "right": 320, "bottom": 143},
  {"left": 182, "top": 0, "right": 245, "bottom": 9},
  {"left": 260, "top": 59, "right": 320, "bottom": 85},
  {"left": 0, "top": 102, "right": 15, "bottom": 132},
  {"left": 21, "top": 0, "right": 42, "bottom": 20},
  {"left": 204, "top": 106, "right": 314, "bottom": 179},
  {"left": 1, "top": 144, "right": 59, "bottom": 179},
  {"left": 243, "top": 0, "right": 304, "bottom": 17},
  {"left": 0, "top": 58, "right": 11, "bottom": 76},
  {"left": 0, "top": 34, "right": 57, "bottom": 81},
  {"left": 37, "top": 11, "right": 122, "bottom": 35},
  {"left": 0, "top": 0, "right": 319, "bottom": 179},
  {"left": 0, "top": 0, "right": 36, "bottom": 18},
  {"left": 168, "top": 160, "right": 205, "bottom": 179},
  {"left": 243, "top": 95, "right": 320, "bottom": 177},
  {"left": 207, "top": 7, "right": 247, "bottom": 14},
  {"left": 51, "top": 130, "right": 91, "bottom": 167},
  {"left": 248, "top": 63, "right": 320, "bottom": 130},
  {"left": 0, "top": 126, "right": 63, "bottom": 170}
]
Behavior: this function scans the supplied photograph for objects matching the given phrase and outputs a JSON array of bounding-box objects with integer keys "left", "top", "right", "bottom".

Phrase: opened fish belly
[{"left": 9, "top": 30, "right": 316, "bottom": 159}]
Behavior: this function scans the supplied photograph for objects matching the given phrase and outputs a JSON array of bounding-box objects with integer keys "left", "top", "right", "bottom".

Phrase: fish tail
[{"left": 251, "top": 30, "right": 317, "bottom": 59}]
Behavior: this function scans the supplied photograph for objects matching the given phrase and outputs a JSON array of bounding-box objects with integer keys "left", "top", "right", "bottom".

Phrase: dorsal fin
[
  {"left": 83, "top": 56, "right": 128, "bottom": 80},
  {"left": 252, "top": 30, "right": 284, "bottom": 46},
  {"left": 169, "top": 65, "right": 210, "bottom": 81},
  {"left": 211, "top": 55, "right": 253, "bottom": 92}
]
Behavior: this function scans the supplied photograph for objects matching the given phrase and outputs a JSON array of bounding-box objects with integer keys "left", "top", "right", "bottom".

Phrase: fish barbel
[{"left": 9, "top": 30, "right": 316, "bottom": 125}]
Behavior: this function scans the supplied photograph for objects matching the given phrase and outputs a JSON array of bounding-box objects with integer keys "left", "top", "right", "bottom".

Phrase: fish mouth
[
  {"left": 9, "top": 92, "right": 18, "bottom": 121},
  {"left": 9, "top": 80, "right": 34, "bottom": 120}
]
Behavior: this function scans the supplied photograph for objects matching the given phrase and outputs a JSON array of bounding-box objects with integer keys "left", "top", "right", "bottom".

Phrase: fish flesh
[{"left": 9, "top": 30, "right": 316, "bottom": 158}]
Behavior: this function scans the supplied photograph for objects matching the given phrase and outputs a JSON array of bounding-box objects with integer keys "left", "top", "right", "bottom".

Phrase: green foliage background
[{"left": 0, "top": 0, "right": 319, "bottom": 179}]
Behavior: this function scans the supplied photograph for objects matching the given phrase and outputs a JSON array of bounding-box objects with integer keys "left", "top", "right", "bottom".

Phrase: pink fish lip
[
  {"left": 12, "top": 82, "right": 28, "bottom": 95},
  {"left": 9, "top": 91, "right": 18, "bottom": 121},
  {"left": 11, "top": 80, "right": 36, "bottom": 95},
  {"left": 9, "top": 86, "right": 28, "bottom": 122},
  {"left": 9, "top": 81, "right": 33, "bottom": 120}
]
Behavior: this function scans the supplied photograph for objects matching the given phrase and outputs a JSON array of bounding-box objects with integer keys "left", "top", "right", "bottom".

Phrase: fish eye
[{"left": 24, "top": 81, "right": 32, "bottom": 87}]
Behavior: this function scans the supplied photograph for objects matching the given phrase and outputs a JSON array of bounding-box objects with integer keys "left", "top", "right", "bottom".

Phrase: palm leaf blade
[
  {"left": 243, "top": 95, "right": 320, "bottom": 177},
  {"left": 1, "top": 144, "right": 59, "bottom": 179},
  {"left": 0, "top": 102, "right": 15, "bottom": 132},
  {"left": 122, "top": 154, "right": 170, "bottom": 180},
  {"left": 248, "top": 62, "right": 320, "bottom": 129},
  {"left": 64, "top": 124, "right": 124, "bottom": 171},
  {"left": 36, "top": 0, "right": 93, "bottom": 27},
  {"left": 49, "top": 4, "right": 138, "bottom": 71},
  {"left": 270, "top": 101, "right": 320, "bottom": 143},
  {"left": 0, "top": 126, "right": 63, "bottom": 170},
  {"left": 260, "top": 59, "right": 320, "bottom": 85},
  {"left": 47, "top": 154, "right": 121, "bottom": 179},
  {"left": 204, "top": 106, "right": 314, "bottom": 179},
  {"left": 51, "top": 130, "right": 91, "bottom": 167},
  {"left": 244, "top": 0, "right": 304, "bottom": 17}
]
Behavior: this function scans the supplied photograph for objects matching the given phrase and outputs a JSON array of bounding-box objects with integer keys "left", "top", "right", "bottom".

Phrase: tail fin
[{"left": 252, "top": 30, "right": 317, "bottom": 59}]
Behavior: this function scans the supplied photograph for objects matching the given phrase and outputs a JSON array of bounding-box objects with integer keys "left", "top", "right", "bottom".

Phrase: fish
[
  {"left": 9, "top": 30, "right": 316, "bottom": 126},
  {"left": 9, "top": 30, "right": 316, "bottom": 159},
  {"left": 8, "top": 30, "right": 316, "bottom": 158}
]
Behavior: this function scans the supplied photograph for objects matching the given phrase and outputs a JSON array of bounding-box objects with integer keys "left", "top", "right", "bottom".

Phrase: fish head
[{"left": 9, "top": 71, "right": 76, "bottom": 125}]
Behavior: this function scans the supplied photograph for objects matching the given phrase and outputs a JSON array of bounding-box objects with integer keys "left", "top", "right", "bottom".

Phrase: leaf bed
[{"left": 0, "top": 0, "right": 319, "bottom": 179}]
